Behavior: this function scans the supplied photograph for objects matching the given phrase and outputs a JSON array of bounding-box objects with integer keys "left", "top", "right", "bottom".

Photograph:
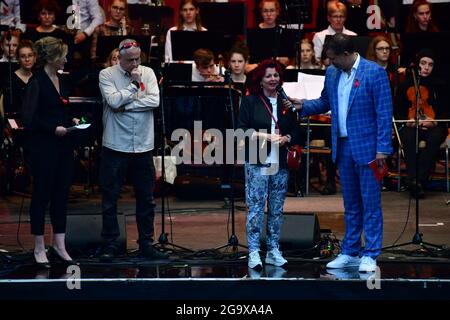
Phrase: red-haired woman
[{"left": 237, "top": 59, "right": 300, "bottom": 270}]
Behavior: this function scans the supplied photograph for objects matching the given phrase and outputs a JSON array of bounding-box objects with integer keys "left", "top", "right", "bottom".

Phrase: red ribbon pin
[{"left": 354, "top": 79, "right": 359, "bottom": 88}]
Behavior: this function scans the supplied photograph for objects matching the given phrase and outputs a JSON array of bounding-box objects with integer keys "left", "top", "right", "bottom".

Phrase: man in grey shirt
[{"left": 98, "top": 38, "right": 167, "bottom": 261}]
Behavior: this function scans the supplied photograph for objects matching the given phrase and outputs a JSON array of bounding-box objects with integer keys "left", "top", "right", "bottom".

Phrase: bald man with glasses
[{"left": 98, "top": 39, "right": 168, "bottom": 262}]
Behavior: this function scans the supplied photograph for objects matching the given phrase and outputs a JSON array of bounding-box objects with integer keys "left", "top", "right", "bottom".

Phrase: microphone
[{"left": 276, "top": 85, "right": 297, "bottom": 112}]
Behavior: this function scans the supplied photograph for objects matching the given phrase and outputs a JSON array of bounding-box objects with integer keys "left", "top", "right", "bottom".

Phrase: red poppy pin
[
  {"left": 140, "top": 82, "right": 145, "bottom": 91},
  {"left": 354, "top": 79, "right": 359, "bottom": 88},
  {"left": 60, "top": 96, "right": 69, "bottom": 105}
]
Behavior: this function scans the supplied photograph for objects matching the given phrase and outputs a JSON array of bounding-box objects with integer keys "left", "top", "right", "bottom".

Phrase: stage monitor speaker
[
  {"left": 260, "top": 212, "right": 320, "bottom": 250},
  {"left": 66, "top": 213, "right": 127, "bottom": 254}
]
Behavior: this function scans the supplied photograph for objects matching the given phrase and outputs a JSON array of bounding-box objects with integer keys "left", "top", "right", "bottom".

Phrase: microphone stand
[
  {"left": 383, "top": 65, "right": 442, "bottom": 252},
  {"left": 154, "top": 76, "right": 193, "bottom": 253},
  {"left": 214, "top": 72, "right": 247, "bottom": 253}
]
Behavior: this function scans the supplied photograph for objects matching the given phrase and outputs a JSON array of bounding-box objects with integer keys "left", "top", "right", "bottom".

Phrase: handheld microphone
[{"left": 276, "top": 85, "right": 297, "bottom": 112}]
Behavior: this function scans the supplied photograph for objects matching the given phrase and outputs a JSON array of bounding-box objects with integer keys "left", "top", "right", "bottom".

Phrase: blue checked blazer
[{"left": 301, "top": 57, "right": 393, "bottom": 165}]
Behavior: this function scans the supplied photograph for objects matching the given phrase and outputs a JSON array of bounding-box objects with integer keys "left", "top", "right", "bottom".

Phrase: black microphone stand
[
  {"left": 154, "top": 77, "right": 193, "bottom": 253},
  {"left": 383, "top": 65, "right": 442, "bottom": 252},
  {"left": 150, "top": 6, "right": 192, "bottom": 253},
  {"left": 214, "top": 72, "right": 247, "bottom": 253}
]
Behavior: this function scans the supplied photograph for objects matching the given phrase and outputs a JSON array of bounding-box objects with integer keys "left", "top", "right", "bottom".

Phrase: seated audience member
[
  {"left": 405, "top": 0, "right": 439, "bottom": 33},
  {"left": 192, "top": 48, "right": 223, "bottom": 82},
  {"left": 24, "top": 0, "right": 67, "bottom": 43},
  {"left": 312, "top": 1, "right": 357, "bottom": 63},
  {"left": 287, "top": 38, "right": 323, "bottom": 70},
  {"left": 0, "top": 30, "right": 20, "bottom": 62},
  {"left": 91, "top": 0, "right": 134, "bottom": 61},
  {"left": 164, "top": 0, "right": 207, "bottom": 63},
  {"left": 396, "top": 49, "right": 449, "bottom": 198}
]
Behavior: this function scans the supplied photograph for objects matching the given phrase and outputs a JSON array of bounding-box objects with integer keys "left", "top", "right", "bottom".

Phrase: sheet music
[{"left": 282, "top": 72, "right": 325, "bottom": 100}]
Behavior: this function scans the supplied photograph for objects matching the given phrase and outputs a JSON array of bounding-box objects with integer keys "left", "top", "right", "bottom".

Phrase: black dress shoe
[
  {"left": 34, "top": 260, "right": 51, "bottom": 269},
  {"left": 139, "top": 245, "right": 169, "bottom": 260},
  {"left": 48, "top": 247, "right": 79, "bottom": 266}
]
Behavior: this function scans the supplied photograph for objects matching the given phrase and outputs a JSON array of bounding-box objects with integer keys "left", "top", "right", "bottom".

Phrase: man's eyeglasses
[
  {"left": 119, "top": 41, "right": 140, "bottom": 52},
  {"left": 375, "top": 47, "right": 391, "bottom": 52}
]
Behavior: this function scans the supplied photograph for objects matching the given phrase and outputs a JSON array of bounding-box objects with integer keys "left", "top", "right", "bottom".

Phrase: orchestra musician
[
  {"left": 396, "top": 49, "right": 449, "bottom": 198},
  {"left": 191, "top": 48, "right": 224, "bottom": 82},
  {"left": 164, "top": 0, "right": 207, "bottom": 63}
]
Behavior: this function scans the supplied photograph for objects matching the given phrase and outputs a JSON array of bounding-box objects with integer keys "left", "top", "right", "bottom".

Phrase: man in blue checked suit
[{"left": 290, "top": 33, "right": 392, "bottom": 272}]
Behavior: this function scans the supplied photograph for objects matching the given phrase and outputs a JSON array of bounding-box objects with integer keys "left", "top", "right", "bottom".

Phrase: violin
[
  {"left": 406, "top": 85, "right": 435, "bottom": 120},
  {"left": 406, "top": 65, "right": 435, "bottom": 121}
]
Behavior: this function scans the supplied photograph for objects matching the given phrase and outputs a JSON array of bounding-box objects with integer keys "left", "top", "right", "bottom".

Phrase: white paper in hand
[{"left": 67, "top": 123, "right": 91, "bottom": 132}]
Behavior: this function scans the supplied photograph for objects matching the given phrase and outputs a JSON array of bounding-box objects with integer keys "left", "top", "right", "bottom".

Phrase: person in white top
[
  {"left": 0, "top": 0, "right": 26, "bottom": 33},
  {"left": 164, "top": 0, "right": 207, "bottom": 63},
  {"left": 98, "top": 38, "right": 168, "bottom": 262},
  {"left": 312, "top": 1, "right": 357, "bottom": 63},
  {"left": 191, "top": 48, "right": 223, "bottom": 82}
]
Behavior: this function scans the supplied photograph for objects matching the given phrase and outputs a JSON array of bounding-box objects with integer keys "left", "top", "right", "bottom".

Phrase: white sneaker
[
  {"left": 326, "top": 254, "right": 360, "bottom": 269},
  {"left": 358, "top": 256, "right": 377, "bottom": 272},
  {"left": 265, "top": 248, "right": 288, "bottom": 267},
  {"left": 248, "top": 251, "right": 262, "bottom": 269}
]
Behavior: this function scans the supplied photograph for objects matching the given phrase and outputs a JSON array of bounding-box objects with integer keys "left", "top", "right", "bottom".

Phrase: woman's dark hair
[
  {"left": 250, "top": 59, "right": 284, "bottom": 95},
  {"left": 34, "top": 0, "right": 61, "bottom": 16}
]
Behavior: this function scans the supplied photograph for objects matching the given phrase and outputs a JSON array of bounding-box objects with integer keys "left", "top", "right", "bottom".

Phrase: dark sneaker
[
  {"left": 139, "top": 245, "right": 169, "bottom": 260},
  {"left": 99, "top": 245, "right": 118, "bottom": 262}
]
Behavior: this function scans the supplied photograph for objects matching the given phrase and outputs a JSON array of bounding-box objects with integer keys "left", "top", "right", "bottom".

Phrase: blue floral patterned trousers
[{"left": 245, "top": 163, "right": 289, "bottom": 252}]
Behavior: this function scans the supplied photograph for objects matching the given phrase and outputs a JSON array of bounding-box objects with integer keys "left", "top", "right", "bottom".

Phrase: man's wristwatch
[{"left": 131, "top": 80, "right": 140, "bottom": 89}]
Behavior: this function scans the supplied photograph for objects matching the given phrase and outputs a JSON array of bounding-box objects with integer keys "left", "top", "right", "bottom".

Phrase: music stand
[
  {"left": 383, "top": 65, "right": 442, "bottom": 253},
  {"left": 198, "top": 2, "right": 247, "bottom": 36},
  {"left": 170, "top": 31, "right": 236, "bottom": 62},
  {"left": 162, "top": 63, "right": 192, "bottom": 84},
  {"left": 128, "top": 4, "right": 174, "bottom": 70},
  {"left": 214, "top": 74, "right": 248, "bottom": 253},
  {"left": 246, "top": 27, "right": 295, "bottom": 64}
]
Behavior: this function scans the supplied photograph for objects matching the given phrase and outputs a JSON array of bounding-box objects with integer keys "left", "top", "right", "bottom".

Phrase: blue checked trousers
[{"left": 337, "top": 138, "right": 383, "bottom": 258}]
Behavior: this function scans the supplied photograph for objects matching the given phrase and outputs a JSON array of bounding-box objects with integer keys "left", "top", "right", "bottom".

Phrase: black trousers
[
  {"left": 29, "top": 137, "right": 73, "bottom": 235},
  {"left": 399, "top": 125, "right": 447, "bottom": 184},
  {"left": 100, "top": 147, "right": 156, "bottom": 248}
]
